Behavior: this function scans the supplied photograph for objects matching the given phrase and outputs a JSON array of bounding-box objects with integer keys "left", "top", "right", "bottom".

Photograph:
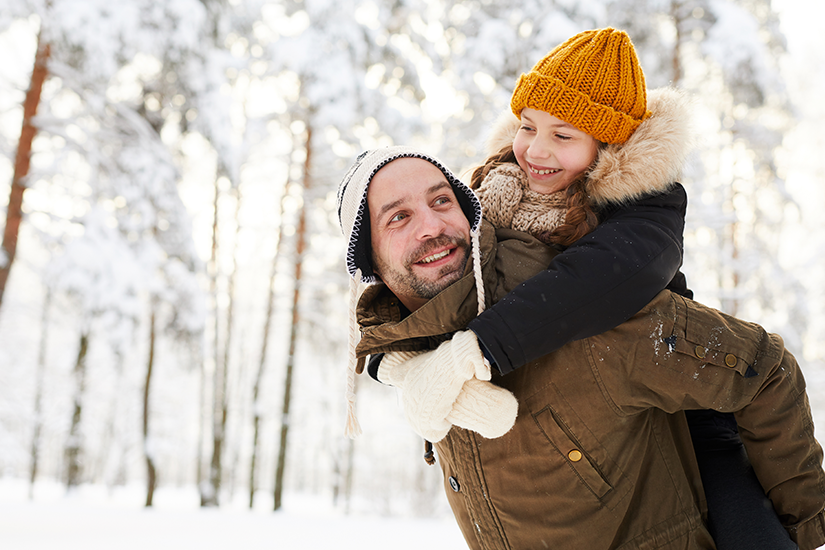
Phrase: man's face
[{"left": 367, "top": 157, "right": 471, "bottom": 312}]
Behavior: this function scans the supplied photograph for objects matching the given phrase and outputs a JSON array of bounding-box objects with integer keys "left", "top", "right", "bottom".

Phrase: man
[{"left": 337, "top": 147, "right": 825, "bottom": 550}]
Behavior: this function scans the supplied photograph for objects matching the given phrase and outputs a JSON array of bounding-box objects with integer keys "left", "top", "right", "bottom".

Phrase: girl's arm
[{"left": 467, "top": 183, "right": 689, "bottom": 375}]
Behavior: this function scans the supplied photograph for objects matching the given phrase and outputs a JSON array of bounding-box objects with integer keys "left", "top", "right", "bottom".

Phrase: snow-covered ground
[{"left": 0, "top": 479, "right": 466, "bottom": 550}]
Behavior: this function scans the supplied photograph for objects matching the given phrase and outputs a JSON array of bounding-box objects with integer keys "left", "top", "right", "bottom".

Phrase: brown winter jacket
[{"left": 355, "top": 222, "right": 825, "bottom": 550}]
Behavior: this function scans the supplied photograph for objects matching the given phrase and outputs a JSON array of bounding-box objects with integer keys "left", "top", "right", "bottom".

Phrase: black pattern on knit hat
[{"left": 336, "top": 146, "right": 483, "bottom": 283}]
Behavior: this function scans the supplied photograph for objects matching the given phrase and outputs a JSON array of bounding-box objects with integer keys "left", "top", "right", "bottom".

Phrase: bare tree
[
  {"left": 203, "top": 173, "right": 224, "bottom": 507},
  {"left": 249, "top": 174, "right": 289, "bottom": 508},
  {"left": 332, "top": 419, "right": 357, "bottom": 512},
  {"left": 28, "top": 286, "right": 52, "bottom": 498},
  {"left": 65, "top": 331, "right": 89, "bottom": 489},
  {"left": 143, "top": 303, "right": 158, "bottom": 506},
  {"left": 203, "top": 167, "right": 242, "bottom": 508},
  {"left": 273, "top": 125, "right": 312, "bottom": 511},
  {"left": 220, "top": 186, "right": 244, "bottom": 503},
  {"left": 0, "top": 35, "right": 50, "bottom": 309}
]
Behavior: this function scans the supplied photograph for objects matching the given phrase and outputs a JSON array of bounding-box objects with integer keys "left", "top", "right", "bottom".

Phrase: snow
[
  {"left": 0, "top": 479, "right": 466, "bottom": 550},
  {"left": 1, "top": 3, "right": 825, "bottom": 549}
]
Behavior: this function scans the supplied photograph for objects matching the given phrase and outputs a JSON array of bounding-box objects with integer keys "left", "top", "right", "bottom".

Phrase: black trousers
[{"left": 686, "top": 410, "right": 798, "bottom": 550}]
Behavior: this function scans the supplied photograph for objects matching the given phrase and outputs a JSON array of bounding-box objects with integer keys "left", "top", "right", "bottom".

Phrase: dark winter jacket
[
  {"left": 468, "top": 88, "right": 694, "bottom": 374},
  {"left": 355, "top": 221, "right": 825, "bottom": 550}
]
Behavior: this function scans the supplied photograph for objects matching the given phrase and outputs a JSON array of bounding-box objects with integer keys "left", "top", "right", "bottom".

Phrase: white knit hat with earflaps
[{"left": 336, "top": 146, "right": 486, "bottom": 438}]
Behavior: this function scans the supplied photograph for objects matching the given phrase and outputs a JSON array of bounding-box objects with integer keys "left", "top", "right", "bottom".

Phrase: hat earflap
[{"left": 344, "top": 268, "right": 364, "bottom": 439}]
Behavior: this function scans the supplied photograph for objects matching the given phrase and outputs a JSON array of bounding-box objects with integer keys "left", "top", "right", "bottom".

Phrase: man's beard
[{"left": 374, "top": 234, "right": 471, "bottom": 302}]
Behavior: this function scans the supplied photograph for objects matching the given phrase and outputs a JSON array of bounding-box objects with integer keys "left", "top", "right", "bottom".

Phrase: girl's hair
[
  {"left": 541, "top": 177, "right": 598, "bottom": 246},
  {"left": 470, "top": 145, "right": 517, "bottom": 190},
  {"left": 471, "top": 144, "right": 599, "bottom": 247}
]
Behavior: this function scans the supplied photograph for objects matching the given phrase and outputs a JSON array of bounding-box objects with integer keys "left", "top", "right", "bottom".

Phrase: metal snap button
[
  {"left": 725, "top": 354, "right": 738, "bottom": 367},
  {"left": 694, "top": 346, "right": 707, "bottom": 359},
  {"left": 568, "top": 449, "right": 583, "bottom": 462}
]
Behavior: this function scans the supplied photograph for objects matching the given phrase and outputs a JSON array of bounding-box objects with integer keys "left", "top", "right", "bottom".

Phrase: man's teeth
[
  {"left": 420, "top": 250, "right": 450, "bottom": 264},
  {"left": 531, "top": 167, "right": 560, "bottom": 175}
]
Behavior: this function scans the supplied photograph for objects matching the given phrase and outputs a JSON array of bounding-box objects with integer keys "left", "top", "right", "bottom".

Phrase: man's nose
[{"left": 415, "top": 209, "right": 447, "bottom": 240}]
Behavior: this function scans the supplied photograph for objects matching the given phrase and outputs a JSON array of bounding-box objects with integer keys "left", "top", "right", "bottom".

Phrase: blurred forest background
[{"left": 1, "top": 0, "right": 824, "bottom": 518}]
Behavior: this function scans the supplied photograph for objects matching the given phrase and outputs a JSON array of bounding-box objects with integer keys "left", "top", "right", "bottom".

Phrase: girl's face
[{"left": 513, "top": 108, "right": 599, "bottom": 195}]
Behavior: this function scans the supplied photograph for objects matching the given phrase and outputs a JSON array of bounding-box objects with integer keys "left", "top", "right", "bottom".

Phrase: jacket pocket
[{"left": 532, "top": 404, "right": 613, "bottom": 500}]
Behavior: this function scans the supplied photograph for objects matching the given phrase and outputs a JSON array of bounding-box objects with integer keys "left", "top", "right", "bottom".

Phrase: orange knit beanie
[{"left": 510, "top": 28, "right": 651, "bottom": 144}]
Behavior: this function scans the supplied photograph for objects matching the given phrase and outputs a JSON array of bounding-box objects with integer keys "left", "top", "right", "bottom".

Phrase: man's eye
[
  {"left": 389, "top": 212, "right": 407, "bottom": 223},
  {"left": 434, "top": 197, "right": 450, "bottom": 206}
]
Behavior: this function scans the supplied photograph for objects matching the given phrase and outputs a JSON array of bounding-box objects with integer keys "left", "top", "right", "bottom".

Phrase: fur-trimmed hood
[{"left": 484, "top": 87, "right": 695, "bottom": 207}]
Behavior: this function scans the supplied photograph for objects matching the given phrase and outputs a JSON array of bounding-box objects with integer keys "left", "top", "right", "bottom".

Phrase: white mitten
[
  {"left": 378, "top": 330, "right": 490, "bottom": 442},
  {"left": 377, "top": 350, "right": 425, "bottom": 387},
  {"left": 447, "top": 378, "right": 518, "bottom": 439}
]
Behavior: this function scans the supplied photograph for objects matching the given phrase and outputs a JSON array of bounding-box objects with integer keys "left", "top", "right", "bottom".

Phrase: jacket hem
[{"left": 790, "top": 510, "right": 825, "bottom": 550}]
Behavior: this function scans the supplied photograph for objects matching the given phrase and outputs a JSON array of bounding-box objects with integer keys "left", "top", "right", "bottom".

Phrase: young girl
[
  {"left": 466, "top": 28, "right": 689, "bottom": 373},
  {"left": 374, "top": 28, "right": 796, "bottom": 549}
]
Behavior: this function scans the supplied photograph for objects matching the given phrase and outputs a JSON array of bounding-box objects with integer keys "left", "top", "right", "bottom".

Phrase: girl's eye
[
  {"left": 519, "top": 125, "right": 535, "bottom": 132},
  {"left": 555, "top": 133, "right": 572, "bottom": 141}
]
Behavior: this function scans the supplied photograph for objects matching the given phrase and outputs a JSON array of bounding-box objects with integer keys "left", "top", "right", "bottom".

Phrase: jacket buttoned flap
[
  {"left": 668, "top": 332, "right": 753, "bottom": 377},
  {"left": 532, "top": 405, "right": 610, "bottom": 499},
  {"left": 525, "top": 382, "right": 630, "bottom": 511},
  {"left": 669, "top": 294, "right": 779, "bottom": 379}
]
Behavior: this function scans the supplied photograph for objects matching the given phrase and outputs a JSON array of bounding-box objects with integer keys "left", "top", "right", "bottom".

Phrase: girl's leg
[{"left": 686, "top": 410, "right": 798, "bottom": 550}]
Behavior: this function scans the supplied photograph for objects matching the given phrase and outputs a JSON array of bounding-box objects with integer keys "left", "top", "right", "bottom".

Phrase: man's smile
[{"left": 417, "top": 248, "right": 454, "bottom": 265}]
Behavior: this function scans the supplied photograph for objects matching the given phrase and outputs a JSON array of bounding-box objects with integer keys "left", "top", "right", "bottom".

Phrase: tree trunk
[
  {"left": 273, "top": 126, "right": 312, "bottom": 511},
  {"left": 28, "top": 287, "right": 51, "bottom": 499},
  {"left": 97, "top": 352, "right": 126, "bottom": 492},
  {"left": 218, "top": 186, "right": 242, "bottom": 501},
  {"left": 248, "top": 250, "right": 275, "bottom": 508},
  {"left": 196, "top": 348, "right": 207, "bottom": 502},
  {"left": 208, "top": 376, "right": 227, "bottom": 508},
  {"left": 205, "top": 175, "right": 241, "bottom": 507},
  {"left": 722, "top": 211, "right": 741, "bottom": 317},
  {"left": 248, "top": 176, "right": 290, "bottom": 508},
  {"left": 248, "top": 395, "right": 263, "bottom": 508},
  {"left": 332, "top": 435, "right": 356, "bottom": 512},
  {"left": 65, "top": 331, "right": 89, "bottom": 489},
  {"left": 0, "top": 36, "right": 51, "bottom": 310},
  {"left": 143, "top": 305, "right": 158, "bottom": 506},
  {"left": 670, "top": 0, "right": 684, "bottom": 86},
  {"left": 202, "top": 174, "right": 222, "bottom": 507}
]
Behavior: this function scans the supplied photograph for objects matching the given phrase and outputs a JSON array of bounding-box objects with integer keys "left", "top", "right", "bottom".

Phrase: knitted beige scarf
[{"left": 474, "top": 163, "right": 568, "bottom": 237}]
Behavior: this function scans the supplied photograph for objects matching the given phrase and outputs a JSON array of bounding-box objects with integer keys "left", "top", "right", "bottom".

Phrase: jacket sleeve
[
  {"left": 587, "top": 291, "right": 825, "bottom": 549},
  {"left": 468, "top": 183, "right": 689, "bottom": 375}
]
